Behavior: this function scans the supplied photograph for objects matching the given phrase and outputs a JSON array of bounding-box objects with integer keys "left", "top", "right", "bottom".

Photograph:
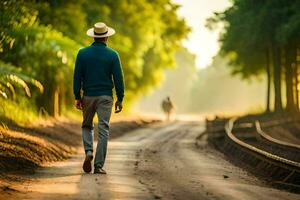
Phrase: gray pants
[{"left": 81, "top": 95, "right": 113, "bottom": 169}]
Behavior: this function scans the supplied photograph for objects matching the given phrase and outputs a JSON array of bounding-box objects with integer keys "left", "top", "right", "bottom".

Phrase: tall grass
[{"left": 0, "top": 98, "right": 39, "bottom": 125}]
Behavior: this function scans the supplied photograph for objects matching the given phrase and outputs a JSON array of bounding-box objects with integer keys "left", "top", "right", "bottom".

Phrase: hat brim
[{"left": 86, "top": 27, "right": 115, "bottom": 38}]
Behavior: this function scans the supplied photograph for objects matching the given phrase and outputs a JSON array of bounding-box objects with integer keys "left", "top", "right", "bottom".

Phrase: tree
[
  {"left": 0, "top": 0, "right": 190, "bottom": 117},
  {"left": 208, "top": 0, "right": 300, "bottom": 113}
]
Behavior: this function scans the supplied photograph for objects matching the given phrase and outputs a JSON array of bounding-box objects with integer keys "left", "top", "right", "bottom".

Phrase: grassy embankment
[{"left": 0, "top": 99, "right": 157, "bottom": 178}]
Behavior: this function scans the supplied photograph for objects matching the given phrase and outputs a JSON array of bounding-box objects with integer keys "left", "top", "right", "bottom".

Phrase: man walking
[
  {"left": 161, "top": 96, "right": 174, "bottom": 121},
  {"left": 73, "top": 22, "right": 124, "bottom": 174}
]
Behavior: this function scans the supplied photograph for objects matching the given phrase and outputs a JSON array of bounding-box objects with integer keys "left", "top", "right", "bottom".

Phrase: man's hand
[
  {"left": 114, "top": 101, "right": 123, "bottom": 113},
  {"left": 75, "top": 99, "right": 83, "bottom": 110}
]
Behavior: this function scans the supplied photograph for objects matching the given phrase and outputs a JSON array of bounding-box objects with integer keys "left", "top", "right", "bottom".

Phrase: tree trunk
[
  {"left": 54, "top": 88, "right": 60, "bottom": 118},
  {"left": 285, "top": 47, "right": 296, "bottom": 112},
  {"left": 295, "top": 48, "right": 300, "bottom": 111},
  {"left": 266, "top": 48, "right": 271, "bottom": 112},
  {"left": 293, "top": 63, "right": 298, "bottom": 111},
  {"left": 272, "top": 44, "right": 283, "bottom": 112}
]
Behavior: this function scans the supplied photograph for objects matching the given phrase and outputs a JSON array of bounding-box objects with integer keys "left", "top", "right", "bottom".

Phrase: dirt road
[{"left": 3, "top": 121, "right": 300, "bottom": 200}]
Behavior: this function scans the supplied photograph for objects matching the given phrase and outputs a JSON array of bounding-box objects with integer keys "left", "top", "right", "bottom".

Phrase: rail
[
  {"left": 225, "top": 118, "right": 300, "bottom": 169},
  {"left": 255, "top": 120, "right": 300, "bottom": 150}
]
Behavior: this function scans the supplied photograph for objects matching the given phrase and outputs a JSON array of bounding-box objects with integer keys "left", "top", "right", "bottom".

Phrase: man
[
  {"left": 161, "top": 96, "right": 174, "bottom": 121},
  {"left": 73, "top": 22, "right": 124, "bottom": 174}
]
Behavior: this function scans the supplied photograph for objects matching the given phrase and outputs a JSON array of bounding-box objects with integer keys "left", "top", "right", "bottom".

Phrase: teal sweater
[{"left": 73, "top": 42, "right": 124, "bottom": 102}]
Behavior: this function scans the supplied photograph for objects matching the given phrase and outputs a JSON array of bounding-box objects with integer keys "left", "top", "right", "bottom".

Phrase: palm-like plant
[{"left": 0, "top": 61, "right": 44, "bottom": 99}]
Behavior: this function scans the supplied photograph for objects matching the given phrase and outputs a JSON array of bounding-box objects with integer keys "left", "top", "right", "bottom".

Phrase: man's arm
[
  {"left": 112, "top": 52, "right": 124, "bottom": 113},
  {"left": 73, "top": 50, "right": 83, "bottom": 109}
]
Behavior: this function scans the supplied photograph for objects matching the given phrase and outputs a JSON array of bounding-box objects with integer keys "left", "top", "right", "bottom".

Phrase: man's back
[{"left": 73, "top": 41, "right": 124, "bottom": 102}]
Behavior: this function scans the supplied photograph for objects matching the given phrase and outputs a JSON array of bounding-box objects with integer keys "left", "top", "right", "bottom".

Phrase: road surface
[{"left": 4, "top": 121, "right": 300, "bottom": 200}]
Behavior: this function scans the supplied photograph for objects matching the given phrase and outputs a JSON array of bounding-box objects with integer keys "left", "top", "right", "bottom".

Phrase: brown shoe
[
  {"left": 83, "top": 152, "right": 93, "bottom": 173},
  {"left": 94, "top": 168, "right": 107, "bottom": 174}
]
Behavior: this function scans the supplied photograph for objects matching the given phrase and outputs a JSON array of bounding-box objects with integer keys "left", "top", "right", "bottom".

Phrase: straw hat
[{"left": 86, "top": 22, "right": 115, "bottom": 38}]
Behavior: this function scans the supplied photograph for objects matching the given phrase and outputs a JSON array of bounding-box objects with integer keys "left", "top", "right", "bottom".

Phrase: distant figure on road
[
  {"left": 161, "top": 96, "right": 174, "bottom": 121},
  {"left": 73, "top": 22, "right": 124, "bottom": 174}
]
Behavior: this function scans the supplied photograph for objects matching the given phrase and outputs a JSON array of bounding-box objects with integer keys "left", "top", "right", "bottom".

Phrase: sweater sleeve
[
  {"left": 73, "top": 50, "right": 83, "bottom": 100},
  {"left": 112, "top": 52, "right": 125, "bottom": 102}
]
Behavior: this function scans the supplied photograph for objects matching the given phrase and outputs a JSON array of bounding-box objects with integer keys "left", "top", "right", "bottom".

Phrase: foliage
[
  {"left": 207, "top": 0, "right": 267, "bottom": 78},
  {"left": 208, "top": 0, "right": 300, "bottom": 112},
  {"left": 0, "top": 61, "right": 43, "bottom": 99},
  {"left": 0, "top": 0, "right": 189, "bottom": 117}
]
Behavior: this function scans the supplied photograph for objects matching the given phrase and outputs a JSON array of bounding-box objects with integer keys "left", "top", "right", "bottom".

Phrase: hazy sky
[{"left": 172, "top": 0, "right": 231, "bottom": 69}]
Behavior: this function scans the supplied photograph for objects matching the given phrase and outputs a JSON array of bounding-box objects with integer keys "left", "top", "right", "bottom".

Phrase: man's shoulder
[
  {"left": 105, "top": 46, "right": 119, "bottom": 57},
  {"left": 76, "top": 47, "right": 89, "bottom": 57},
  {"left": 78, "top": 46, "right": 92, "bottom": 53}
]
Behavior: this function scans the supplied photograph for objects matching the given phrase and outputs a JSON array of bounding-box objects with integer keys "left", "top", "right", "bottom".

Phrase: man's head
[
  {"left": 94, "top": 37, "right": 108, "bottom": 43},
  {"left": 87, "top": 22, "right": 115, "bottom": 40}
]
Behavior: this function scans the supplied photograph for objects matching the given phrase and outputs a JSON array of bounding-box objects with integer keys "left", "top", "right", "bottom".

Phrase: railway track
[
  {"left": 255, "top": 120, "right": 300, "bottom": 150},
  {"left": 207, "top": 117, "right": 300, "bottom": 191},
  {"left": 223, "top": 118, "right": 300, "bottom": 186}
]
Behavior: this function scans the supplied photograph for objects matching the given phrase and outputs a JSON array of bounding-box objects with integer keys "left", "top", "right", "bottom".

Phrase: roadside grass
[
  {"left": 61, "top": 107, "right": 82, "bottom": 122},
  {"left": 0, "top": 99, "right": 82, "bottom": 125},
  {"left": 0, "top": 99, "right": 39, "bottom": 126}
]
